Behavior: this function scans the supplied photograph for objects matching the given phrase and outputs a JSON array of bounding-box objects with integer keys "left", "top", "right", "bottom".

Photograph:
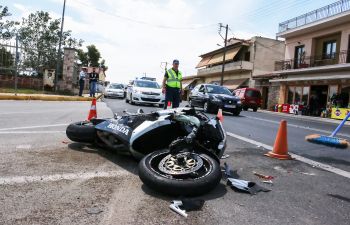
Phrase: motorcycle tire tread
[
  {"left": 66, "top": 121, "right": 96, "bottom": 143},
  {"left": 138, "top": 150, "right": 222, "bottom": 196}
]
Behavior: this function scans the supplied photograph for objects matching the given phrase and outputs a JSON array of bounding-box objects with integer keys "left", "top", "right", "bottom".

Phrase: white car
[
  {"left": 104, "top": 83, "right": 125, "bottom": 98},
  {"left": 126, "top": 80, "right": 165, "bottom": 107}
]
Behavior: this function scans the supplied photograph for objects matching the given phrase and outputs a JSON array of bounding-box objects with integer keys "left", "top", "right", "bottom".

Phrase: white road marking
[
  {"left": 226, "top": 132, "right": 350, "bottom": 179},
  {"left": 0, "top": 123, "right": 69, "bottom": 131},
  {"left": 0, "top": 170, "right": 130, "bottom": 185},
  {"left": 244, "top": 116, "right": 350, "bottom": 138},
  {"left": 0, "top": 131, "right": 65, "bottom": 134},
  {"left": 16, "top": 144, "right": 32, "bottom": 149}
]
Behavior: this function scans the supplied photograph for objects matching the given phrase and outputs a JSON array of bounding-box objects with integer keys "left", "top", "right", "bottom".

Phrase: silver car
[{"left": 104, "top": 83, "right": 125, "bottom": 98}]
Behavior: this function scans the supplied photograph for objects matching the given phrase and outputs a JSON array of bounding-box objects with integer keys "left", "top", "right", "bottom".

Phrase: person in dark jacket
[{"left": 89, "top": 68, "right": 99, "bottom": 97}]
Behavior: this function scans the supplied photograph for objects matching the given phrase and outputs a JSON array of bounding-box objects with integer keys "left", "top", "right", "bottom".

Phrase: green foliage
[
  {"left": 0, "top": 47, "right": 14, "bottom": 75},
  {"left": 0, "top": 5, "right": 19, "bottom": 39},
  {"left": 78, "top": 45, "right": 107, "bottom": 69},
  {"left": 18, "top": 11, "right": 83, "bottom": 72}
]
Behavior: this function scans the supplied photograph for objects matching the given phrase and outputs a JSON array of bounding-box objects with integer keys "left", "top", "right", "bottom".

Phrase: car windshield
[
  {"left": 206, "top": 85, "right": 232, "bottom": 95},
  {"left": 135, "top": 80, "right": 160, "bottom": 88},
  {"left": 109, "top": 84, "right": 123, "bottom": 89},
  {"left": 246, "top": 90, "right": 261, "bottom": 98}
]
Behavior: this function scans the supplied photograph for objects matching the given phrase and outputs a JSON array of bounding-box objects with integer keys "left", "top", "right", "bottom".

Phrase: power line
[{"left": 73, "top": 0, "right": 216, "bottom": 30}]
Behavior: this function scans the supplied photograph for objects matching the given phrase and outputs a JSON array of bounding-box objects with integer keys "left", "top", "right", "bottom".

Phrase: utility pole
[
  {"left": 219, "top": 23, "right": 228, "bottom": 86},
  {"left": 54, "top": 0, "right": 66, "bottom": 92},
  {"left": 14, "top": 34, "right": 19, "bottom": 95}
]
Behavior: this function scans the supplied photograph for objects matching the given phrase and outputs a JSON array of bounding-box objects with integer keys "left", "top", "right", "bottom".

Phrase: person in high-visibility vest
[{"left": 162, "top": 59, "right": 183, "bottom": 109}]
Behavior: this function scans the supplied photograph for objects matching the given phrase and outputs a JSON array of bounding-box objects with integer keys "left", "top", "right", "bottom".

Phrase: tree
[
  {"left": 78, "top": 45, "right": 106, "bottom": 68},
  {"left": 18, "top": 11, "right": 83, "bottom": 72},
  {"left": 0, "top": 47, "right": 13, "bottom": 75},
  {"left": 0, "top": 5, "right": 18, "bottom": 39}
]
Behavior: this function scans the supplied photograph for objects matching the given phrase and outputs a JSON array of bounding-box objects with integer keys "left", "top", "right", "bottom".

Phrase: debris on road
[
  {"left": 169, "top": 198, "right": 205, "bottom": 217},
  {"left": 221, "top": 154, "right": 230, "bottom": 159},
  {"left": 261, "top": 180, "right": 274, "bottom": 185},
  {"left": 227, "top": 178, "right": 271, "bottom": 195},
  {"left": 86, "top": 206, "right": 103, "bottom": 215},
  {"left": 223, "top": 162, "right": 239, "bottom": 179},
  {"left": 253, "top": 171, "right": 274, "bottom": 180}
]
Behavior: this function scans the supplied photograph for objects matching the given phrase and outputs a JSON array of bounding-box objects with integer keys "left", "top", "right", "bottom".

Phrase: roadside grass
[{"left": 0, "top": 88, "right": 47, "bottom": 94}]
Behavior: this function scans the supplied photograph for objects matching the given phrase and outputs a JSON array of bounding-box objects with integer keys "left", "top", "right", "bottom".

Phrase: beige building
[
  {"left": 182, "top": 37, "right": 285, "bottom": 108},
  {"left": 262, "top": 0, "right": 350, "bottom": 114}
]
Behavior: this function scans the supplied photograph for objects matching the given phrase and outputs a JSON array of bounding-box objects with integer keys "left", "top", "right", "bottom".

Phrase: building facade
[
  {"left": 263, "top": 0, "right": 350, "bottom": 115},
  {"left": 182, "top": 36, "right": 285, "bottom": 109}
]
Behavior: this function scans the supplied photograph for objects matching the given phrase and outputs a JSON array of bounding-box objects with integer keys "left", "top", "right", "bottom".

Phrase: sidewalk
[
  {"left": 259, "top": 109, "right": 350, "bottom": 126},
  {"left": 0, "top": 93, "right": 103, "bottom": 101}
]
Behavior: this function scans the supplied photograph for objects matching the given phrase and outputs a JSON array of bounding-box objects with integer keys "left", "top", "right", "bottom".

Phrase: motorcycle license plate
[{"left": 225, "top": 105, "right": 236, "bottom": 108}]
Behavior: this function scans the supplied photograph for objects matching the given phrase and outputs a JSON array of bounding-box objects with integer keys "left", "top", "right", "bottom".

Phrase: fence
[
  {"left": 275, "top": 50, "right": 350, "bottom": 71},
  {"left": 278, "top": 0, "right": 350, "bottom": 33}
]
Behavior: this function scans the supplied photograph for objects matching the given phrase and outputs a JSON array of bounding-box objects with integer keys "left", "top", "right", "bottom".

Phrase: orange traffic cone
[
  {"left": 265, "top": 120, "right": 292, "bottom": 160},
  {"left": 87, "top": 98, "right": 97, "bottom": 120},
  {"left": 217, "top": 108, "right": 223, "bottom": 122}
]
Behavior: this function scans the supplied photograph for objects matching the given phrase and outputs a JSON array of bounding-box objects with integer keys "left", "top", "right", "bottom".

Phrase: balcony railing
[
  {"left": 275, "top": 50, "right": 350, "bottom": 71},
  {"left": 197, "top": 61, "right": 253, "bottom": 75},
  {"left": 278, "top": 0, "right": 350, "bottom": 33}
]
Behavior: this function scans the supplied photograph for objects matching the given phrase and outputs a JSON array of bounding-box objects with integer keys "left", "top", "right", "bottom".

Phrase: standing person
[
  {"left": 162, "top": 59, "right": 183, "bottom": 109},
  {"left": 89, "top": 67, "right": 99, "bottom": 97},
  {"left": 78, "top": 67, "right": 87, "bottom": 97}
]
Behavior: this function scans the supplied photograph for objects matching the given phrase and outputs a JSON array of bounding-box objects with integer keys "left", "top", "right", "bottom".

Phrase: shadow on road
[{"left": 68, "top": 142, "right": 138, "bottom": 175}]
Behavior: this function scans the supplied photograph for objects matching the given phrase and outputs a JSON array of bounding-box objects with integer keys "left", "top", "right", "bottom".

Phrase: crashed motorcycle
[{"left": 66, "top": 107, "right": 227, "bottom": 196}]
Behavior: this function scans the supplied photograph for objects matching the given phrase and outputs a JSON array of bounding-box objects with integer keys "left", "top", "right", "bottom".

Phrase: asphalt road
[
  {"left": 0, "top": 99, "right": 349, "bottom": 225},
  {"left": 104, "top": 98, "right": 350, "bottom": 172}
]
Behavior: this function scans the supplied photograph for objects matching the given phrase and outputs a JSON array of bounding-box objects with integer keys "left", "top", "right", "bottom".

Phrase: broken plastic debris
[
  {"left": 227, "top": 178, "right": 271, "bottom": 194},
  {"left": 221, "top": 154, "right": 230, "bottom": 159},
  {"left": 86, "top": 207, "right": 103, "bottom": 214},
  {"left": 253, "top": 171, "right": 274, "bottom": 180},
  {"left": 169, "top": 198, "right": 205, "bottom": 217},
  {"left": 261, "top": 180, "right": 274, "bottom": 185},
  {"left": 223, "top": 162, "right": 239, "bottom": 179}
]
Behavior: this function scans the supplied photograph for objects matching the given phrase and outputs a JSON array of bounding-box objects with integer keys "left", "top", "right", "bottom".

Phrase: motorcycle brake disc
[{"left": 158, "top": 153, "right": 203, "bottom": 176}]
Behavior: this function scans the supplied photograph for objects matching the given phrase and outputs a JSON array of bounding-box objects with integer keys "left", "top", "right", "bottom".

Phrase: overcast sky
[{"left": 2, "top": 0, "right": 336, "bottom": 83}]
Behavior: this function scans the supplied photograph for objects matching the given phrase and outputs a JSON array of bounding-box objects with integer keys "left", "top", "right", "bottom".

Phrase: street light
[
  {"left": 54, "top": 0, "right": 66, "bottom": 92},
  {"left": 218, "top": 23, "right": 228, "bottom": 86}
]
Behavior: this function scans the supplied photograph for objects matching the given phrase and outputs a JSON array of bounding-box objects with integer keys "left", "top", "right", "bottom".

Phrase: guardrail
[
  {"left": 275, "top": 50, "right": 350, "bottom": 71},
  {"left": 278, "top": 0, "right": 350, "bottom": 33}
]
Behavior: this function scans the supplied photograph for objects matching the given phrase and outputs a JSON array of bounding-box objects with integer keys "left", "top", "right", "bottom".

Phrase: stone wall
[
  {"left": 267, "top": 83, "right": 281, "bottom": 110},
  {"left": 0, "top": 74, "right": 43, "bottom": 90}
]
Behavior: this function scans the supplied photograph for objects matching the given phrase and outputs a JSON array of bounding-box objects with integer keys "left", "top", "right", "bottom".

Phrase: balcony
[
  {"left": 275, "top": 50, "right": 350, "bottom": 71},
  {"left": 278, "top": 0, "right": 350, "bottom": 33},
  {"left": 197, "top": 61, "right": 253, "bottom": 76}
]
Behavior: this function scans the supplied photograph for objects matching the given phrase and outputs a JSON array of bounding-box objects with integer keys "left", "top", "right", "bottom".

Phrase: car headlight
[
  {"left": 133, "top": 89, "right": 140, "bottom": 94},
  {"left": 237, "top": 100, "right": 242, "bottom": 104}
]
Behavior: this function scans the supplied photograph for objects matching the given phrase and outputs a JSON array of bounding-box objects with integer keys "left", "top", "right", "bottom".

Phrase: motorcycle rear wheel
[
  {"left": 66, "top": 121, "right": 96, "bottom": 143},
  {"left": 138, "top": 149, "right": 221, "bottom": 196}
]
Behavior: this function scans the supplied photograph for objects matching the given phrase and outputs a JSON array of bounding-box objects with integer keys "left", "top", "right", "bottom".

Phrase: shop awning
[
  {"left": 196, "top": 47, "right": 241, "bottom": 68},
  {"left": 182, "top": 78, "right": 199, "bottom": 90},
  {"left": 223, "top": 78, "right": 248, "bottom": 90},
  {"left": 270, "top": 74, "right": 350, "bottom": 82},
  {"left": 196, "top": 56, "right": 212, "bottom": 68}
]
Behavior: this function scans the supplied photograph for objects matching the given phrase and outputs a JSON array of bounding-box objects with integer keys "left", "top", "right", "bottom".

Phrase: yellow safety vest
[{"left": 166, "top": 69, "right": 182, "bottom": 88}]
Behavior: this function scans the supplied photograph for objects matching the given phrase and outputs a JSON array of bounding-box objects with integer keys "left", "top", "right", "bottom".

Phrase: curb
[
  {"left": 0, "top": 94, "right": 103, "bottom": 101},
  {"left": 258, "top": 110, "right": 350, "bottom": 126}
]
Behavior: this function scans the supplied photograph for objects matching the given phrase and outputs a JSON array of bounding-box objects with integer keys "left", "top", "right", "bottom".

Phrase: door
[
  {"left": 262, "top": 87, "right": 269, "bottom": 109},
  {"left": 197, "top": 85, "right": 206, "bottom": 107},
  {"left": 294, "top": 45, "right": 305, "bottom": 69},
  {"left": 347, "top": 35, "right": 350, "bottom": 63},
  {"left": 309, "top": 85, "right": 328, "bottom": 116},
  {"left": 189, "top": 85, "right": 201, "bottom": 106}
]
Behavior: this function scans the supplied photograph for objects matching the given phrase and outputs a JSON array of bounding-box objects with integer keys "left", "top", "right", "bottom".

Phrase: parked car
[
  {"left": 189, "top": 84, "right": 242, "bottom": 116},
  {"left": 104, "top": 83, "right": 125, "bottom": 98},
  {"left": 126, "top": 79, "right": 165, "bottom": 107},
  {"left": 233, "top": 88, "right": 262, "bottom": 112}
]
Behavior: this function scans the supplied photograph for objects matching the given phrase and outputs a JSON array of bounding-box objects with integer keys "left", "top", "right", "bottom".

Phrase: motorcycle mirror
[
  {"left": 137, "top": 108, "right": 144, "bottom": 114},
  {"left": 114, "top": 113, "right": 118, "bottom": 118}
]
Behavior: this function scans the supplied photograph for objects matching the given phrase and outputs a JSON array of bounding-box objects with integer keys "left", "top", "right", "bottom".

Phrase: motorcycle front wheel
[
  {"left": 66, "top": 121, "right": 96, "bottom": 143},
  {"left": 138, "top": 150, "right": 221, "bottom": 196}
]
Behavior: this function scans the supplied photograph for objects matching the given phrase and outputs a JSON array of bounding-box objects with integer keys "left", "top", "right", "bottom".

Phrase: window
[
  {"left": 134, "top": 80, "right": 160, "bottom": 88},
  {"left": 205, "top": 85, "right": 232, "bottom": 95},
  {"left": 302, "top": 87, "right": 310, "bottom": 105},
  {"left": 287, "top": 87, "right": 294, "bottom": 104},
  {"left": 246, "top": 90, "right": 261, "bottom": 98},
  {"left": 198, "top": 85, "right": 205, "bottom": 92},
  {"left": 287, "top": 86, "right": 310, "bottom": 105},
  {"left": 244, "top": 52, "right": 250, "bottom": 61},
  {"left": 323, "top": 40, "right": 337, "bottom": 59},
  {"left": 295, "top": 87, "right": 302, "bottom": 104},
  {"left": 328, "top": 85, "right": 338, "bottom": 102}
]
